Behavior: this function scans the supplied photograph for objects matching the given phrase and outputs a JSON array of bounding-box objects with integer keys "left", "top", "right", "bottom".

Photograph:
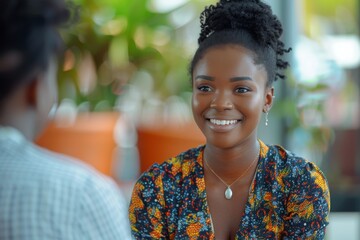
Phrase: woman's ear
[
  {"left": 26, "top": 77, "right": 39, "bottom": 107},
  {"left": 263, "top": 87, "right": 274, "bottom": 113}
]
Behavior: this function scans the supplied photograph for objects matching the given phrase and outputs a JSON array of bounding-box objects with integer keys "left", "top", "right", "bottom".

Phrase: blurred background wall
[{"left": 35, "top": 0, "right": 360, "bottom": 238}]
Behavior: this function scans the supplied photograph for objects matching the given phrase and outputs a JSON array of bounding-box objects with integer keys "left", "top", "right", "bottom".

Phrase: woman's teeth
[{"left": 209, "top": 119, "right": 238, "bottom": 126}]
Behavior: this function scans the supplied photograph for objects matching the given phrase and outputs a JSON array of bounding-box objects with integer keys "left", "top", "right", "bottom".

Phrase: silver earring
[{"left": 265, "top": 111, "right": 269, "bottom": 126}]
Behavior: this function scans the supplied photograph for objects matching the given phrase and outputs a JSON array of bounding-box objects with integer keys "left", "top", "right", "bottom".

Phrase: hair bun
[
  {"left": 194, "top": 0, "right": 291, "bottom": 83},
  {"left": 199, "top": 0, "right": 282, "bottom": 50},
  {"left": 219, "top": 0, "right": 260, "bottom": 4}
]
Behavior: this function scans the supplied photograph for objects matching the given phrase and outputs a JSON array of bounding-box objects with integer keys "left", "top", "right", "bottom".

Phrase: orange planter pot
[
  {"left": 36, "top": 112, "right": 120, "bottom": 176},
  {"left": 137, "top": 121, "right": 205, "bottom": 173},
  {"left": 36, "top": 112, "right": 206, "bottom": 178}
]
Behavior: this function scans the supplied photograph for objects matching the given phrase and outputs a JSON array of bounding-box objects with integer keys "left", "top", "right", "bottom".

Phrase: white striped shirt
[{"left": 0, "top": 127, "right": 132, "bottom": 239}]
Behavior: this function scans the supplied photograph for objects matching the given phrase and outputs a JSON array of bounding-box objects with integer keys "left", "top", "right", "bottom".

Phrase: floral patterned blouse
[{"left": 129, "top": 140, "right": 330, "bottom": 239}]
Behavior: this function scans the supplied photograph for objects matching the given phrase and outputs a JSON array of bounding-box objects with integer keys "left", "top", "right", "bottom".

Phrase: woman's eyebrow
[
  {"left": 194, "top": 75, "right": 214, "bottom": 81},
  {"left": 194, "top": 75, "right": 253, "bottom": 82}
]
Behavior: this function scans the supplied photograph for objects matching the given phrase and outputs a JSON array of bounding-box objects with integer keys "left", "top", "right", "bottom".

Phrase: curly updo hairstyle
[
  {"left": 0, "top": 0, "right": 72, "bottom": 103},
  {"left": 190, "top": 0, "right": 291, "bottom": 86}
]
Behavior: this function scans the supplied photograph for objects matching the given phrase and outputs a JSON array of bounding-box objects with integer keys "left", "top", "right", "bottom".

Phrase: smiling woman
[
  {"left": 129, "top": 0, "right": 330, "bottom": 239},
  {"left": 192, "top": 45, "right": 269, "bottom": 150}
]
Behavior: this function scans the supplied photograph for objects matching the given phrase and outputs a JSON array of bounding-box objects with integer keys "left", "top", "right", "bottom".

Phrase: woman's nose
[{"left": 210, "top": 92, "right": 234, "bottom": 111}]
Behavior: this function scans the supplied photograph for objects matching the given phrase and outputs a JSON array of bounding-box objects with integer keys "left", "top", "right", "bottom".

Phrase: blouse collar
[{"left": 0, "top": 126, "right": 26, "bottom": 144}]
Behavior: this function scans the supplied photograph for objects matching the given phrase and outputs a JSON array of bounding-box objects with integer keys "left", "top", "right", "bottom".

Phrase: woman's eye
[
  {"left": 198, "top": 86, "right": 212, "bottom": 92},
  {"left": 235, "top": 87, "right": 250, "bottom": 93}
]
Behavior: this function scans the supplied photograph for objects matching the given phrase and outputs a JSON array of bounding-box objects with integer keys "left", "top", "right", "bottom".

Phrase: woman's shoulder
[
  {"left": 137, "top": 145, "right": 205, "bottom": 183},
  {"left": 263, "top": 142, "right": 329, "bottom": 192},
  {"left": 262, "top": 143, "right": 330, "bottom": 234},
  {"left": 266, "top": 143, "right": 324, "bottom": 173}
]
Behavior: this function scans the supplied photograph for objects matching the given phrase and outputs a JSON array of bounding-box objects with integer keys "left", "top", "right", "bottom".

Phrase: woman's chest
[
  {"left": 205, "top": 181, "right": 251, "bottom": 239},
  {"left": 163, "top": 181, "right": 286, "bottom": 240}
]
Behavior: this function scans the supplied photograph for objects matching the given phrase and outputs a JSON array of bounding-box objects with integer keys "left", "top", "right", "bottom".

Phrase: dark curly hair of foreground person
[{"left": 0, "top": 0, "right": 72, "bottom": 102}]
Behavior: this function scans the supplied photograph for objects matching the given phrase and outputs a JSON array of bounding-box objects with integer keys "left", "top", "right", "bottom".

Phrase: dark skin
[
  {"left": 192, "top": 44, "right": 274, "bottom": 239},
  {"left": 0, "top": 59, "right": 57, "bottom": 140}
]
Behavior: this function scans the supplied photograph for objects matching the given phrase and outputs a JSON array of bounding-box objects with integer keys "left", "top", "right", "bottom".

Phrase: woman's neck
[{"left": 203, "top": 138, "right": 260, "bottom": 182}]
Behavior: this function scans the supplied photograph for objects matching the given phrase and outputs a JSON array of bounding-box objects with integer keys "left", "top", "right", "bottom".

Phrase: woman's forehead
[{"left": 194, "top": 45, "right": 266, "bottom": 77}]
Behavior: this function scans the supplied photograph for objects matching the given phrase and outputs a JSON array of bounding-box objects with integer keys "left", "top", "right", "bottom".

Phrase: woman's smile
[{"left": 206, "top": 118, "right": 241, "bottom": 132}]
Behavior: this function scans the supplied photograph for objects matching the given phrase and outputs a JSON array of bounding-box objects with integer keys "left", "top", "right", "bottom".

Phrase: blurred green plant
[
  {"left": 57, "top": 0, "right": 343, "bottom": 155},
  {"left": 58, "top": 0, "right": 213, "bottom": 111},
  {"left": 272, "top": 73, "right": 335, "bottom": 155}
]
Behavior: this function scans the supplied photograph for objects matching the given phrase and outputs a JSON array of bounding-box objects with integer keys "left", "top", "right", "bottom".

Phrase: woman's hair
[
  {"left": 189, "top": 0, "right": 291, "bottom": 86},
  {"left": 0, "top": 0, "right": 72, "bottom": 102}
]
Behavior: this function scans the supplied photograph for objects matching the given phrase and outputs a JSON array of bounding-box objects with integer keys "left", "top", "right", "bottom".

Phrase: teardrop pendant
[{"left": 225, "top": 187, "right": 233, "bottom": 200}]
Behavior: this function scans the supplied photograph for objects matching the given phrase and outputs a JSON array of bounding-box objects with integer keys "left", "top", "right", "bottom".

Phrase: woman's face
[{"left": 192, "top": 44, "right": 273, "bottom": 149}]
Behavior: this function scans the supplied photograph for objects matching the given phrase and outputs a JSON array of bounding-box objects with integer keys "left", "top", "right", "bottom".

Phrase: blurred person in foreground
[
  {"left": 0, "top": 0, "right": 132, "bottom": 239},
  {"left": 129, "top": 0, "right": 330, "bottom": 239}
]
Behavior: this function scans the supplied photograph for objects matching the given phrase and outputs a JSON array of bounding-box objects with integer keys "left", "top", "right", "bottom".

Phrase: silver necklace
[{"left": 204, "top": 144, "right": 260, "bottom": 200}]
